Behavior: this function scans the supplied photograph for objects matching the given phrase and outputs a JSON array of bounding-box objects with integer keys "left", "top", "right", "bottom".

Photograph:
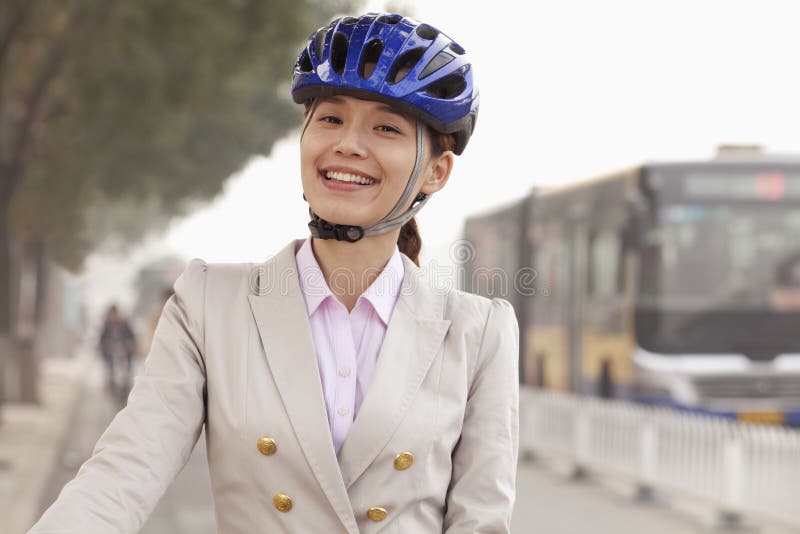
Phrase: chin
[{"left": 309, "top": 204, "right": 372, "bottom": 227}]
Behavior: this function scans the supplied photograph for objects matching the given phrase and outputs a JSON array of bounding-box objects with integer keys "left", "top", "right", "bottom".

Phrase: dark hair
[{"left": 398, "top": 129, "right": 455, "bottom": 266}]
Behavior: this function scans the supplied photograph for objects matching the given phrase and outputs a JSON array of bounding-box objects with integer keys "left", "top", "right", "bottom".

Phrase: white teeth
[{"left": 326, "top": 171, "right": 375, "bottom": 185}]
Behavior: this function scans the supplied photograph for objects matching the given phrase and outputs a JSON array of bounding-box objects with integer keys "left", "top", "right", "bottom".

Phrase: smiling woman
[{"left": 27, "top": 12, "right": 518, "bottom": 534}]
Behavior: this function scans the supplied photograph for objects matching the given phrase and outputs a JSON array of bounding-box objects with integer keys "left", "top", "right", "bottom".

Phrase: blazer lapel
[
  {"left": 247, "top": 239, "right": 358, "bottom": 533},
  {"left": 337, "top": 254, "right": 452, "bottom": 488}
]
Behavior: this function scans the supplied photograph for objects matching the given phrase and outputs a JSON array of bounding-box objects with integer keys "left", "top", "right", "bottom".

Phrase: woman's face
[{"left": 300, "top": 95, "right": 450, "bottom": 229}]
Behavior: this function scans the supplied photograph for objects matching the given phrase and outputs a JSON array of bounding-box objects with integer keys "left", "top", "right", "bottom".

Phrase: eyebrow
[{"left": 377, "top": 104, "right": 405, "bottom": 117}]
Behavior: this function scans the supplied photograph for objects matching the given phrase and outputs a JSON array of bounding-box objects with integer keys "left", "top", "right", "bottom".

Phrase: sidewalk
[{"left": 0, "top": 348, "right": 92, "bottom": 534}]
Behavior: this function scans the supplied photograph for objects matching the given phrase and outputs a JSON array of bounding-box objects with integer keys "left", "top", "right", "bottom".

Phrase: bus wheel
[{"left": 599, "top": 359, "right": 614, "bottom": 399}]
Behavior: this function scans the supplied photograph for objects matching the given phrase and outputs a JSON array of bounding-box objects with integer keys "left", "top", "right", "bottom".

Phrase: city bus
[{"left": 463, "top": 154, "right": 800, "bottom": 425}]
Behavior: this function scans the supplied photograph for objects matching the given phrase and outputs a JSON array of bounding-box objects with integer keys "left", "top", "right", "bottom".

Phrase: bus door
[{"left": 566, "top": 215, "right": 589, "bottom": 393}]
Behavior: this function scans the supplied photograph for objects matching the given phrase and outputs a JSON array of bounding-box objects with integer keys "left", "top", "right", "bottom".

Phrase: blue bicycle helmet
[{"left": 291, "top": 13, "right": 478, "bottom": 155}]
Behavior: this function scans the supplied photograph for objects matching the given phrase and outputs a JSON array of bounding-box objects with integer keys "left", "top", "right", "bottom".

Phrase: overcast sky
[{"left": 83, "top": 0, "right": 800, "bottom": 316}]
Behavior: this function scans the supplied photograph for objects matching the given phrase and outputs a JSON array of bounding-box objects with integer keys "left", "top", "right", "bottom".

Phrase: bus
[{"left": 463, "top": 154, "right": 800, "bottom": 425}]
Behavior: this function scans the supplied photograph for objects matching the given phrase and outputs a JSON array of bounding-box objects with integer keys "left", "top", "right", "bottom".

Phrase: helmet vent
[
  {"left": 377, "top": 14, "right": 402, "bottom": 24},
  {"left": 415, "top": 24, "right": 439, "bottom": 40},
  {"left": 448, "top": 42, "right": 465, "bottom": 55},
  {"left": 419, "top": 50, "right": 455, "bottom": 79},
  {"left": 330, "top": 32, "right": 349, "bottom": 74},
  {"left": 359, "top": 39, "right": 384, "bottom": 79},
  {"left": 298, "top": 49, "right": 313, "bottom": 72},
  {"left": 314, "top": 27, "right": 329, "bottom": 60},
  {"left": 388, "top": 48, "right": 425, "bottom": 84},
  {"left": 424, "top": 72, "right": 467, "bottom": 99},
  {"left": 341, "top": 16, "right": 359, "bottom": 25}
]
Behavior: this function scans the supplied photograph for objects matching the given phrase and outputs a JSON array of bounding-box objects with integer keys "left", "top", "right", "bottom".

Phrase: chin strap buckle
[
  {"left": 308, "top": 214, "right": 364, "bottom": 243},
  {"left": 303, "top": 191, "right": 428, "bottom": 242}
]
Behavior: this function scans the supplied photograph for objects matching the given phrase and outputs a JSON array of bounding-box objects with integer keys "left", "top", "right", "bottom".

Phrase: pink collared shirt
[{"left": 295, "top": 236, "right": 405, "bottom": 456}]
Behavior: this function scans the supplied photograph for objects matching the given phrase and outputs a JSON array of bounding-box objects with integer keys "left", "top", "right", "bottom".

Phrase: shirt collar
[
  {"left": 359, "top": 243, "right": 404, "bottom": 325},
  {"left": 295, "top": 237, "right": 332, "bottom": 316},
  {"left": 295, "top": 236, "right": 405, "bottom": 324}
]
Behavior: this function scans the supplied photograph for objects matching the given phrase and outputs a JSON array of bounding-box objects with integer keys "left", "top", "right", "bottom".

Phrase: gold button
[
  {"left": 394, "top": 451, "right": 414, "bottom": 470},
  {"left": 257, "top": 437, "right": 277, "bottom": 456},
  {"left": 273, "top": 493, "right": 292, "bottom": 512},
  {"left": 366, "top": 507, "right": 388, "bottom": 521}
]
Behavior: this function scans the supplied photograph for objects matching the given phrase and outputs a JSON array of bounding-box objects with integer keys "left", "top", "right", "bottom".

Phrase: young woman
[{"left": 29, "top": 13, "right": 519, "bottom": 533}]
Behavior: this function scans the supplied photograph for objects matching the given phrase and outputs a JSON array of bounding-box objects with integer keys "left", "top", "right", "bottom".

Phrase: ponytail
[{"left": 398, "top": 217, "right": 422, "bottom": 267}]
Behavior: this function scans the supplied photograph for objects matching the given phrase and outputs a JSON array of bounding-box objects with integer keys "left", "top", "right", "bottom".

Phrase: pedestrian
[
  {"left": 98, "top": 303, "right": 137, "bottom": 402},
  {"left": 29, "top": 12, "right": 519, "bottom": 533}
]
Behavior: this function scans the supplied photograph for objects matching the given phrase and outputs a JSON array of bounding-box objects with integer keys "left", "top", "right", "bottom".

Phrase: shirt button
[
  {"left": 338, "top": 406, "right": 350, "bottom": 416},
  {"left": 338, "top": 366, "right": 351, "bottom": 378}
]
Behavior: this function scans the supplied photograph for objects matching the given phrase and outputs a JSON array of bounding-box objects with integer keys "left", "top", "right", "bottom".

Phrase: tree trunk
[
  {"left": 0, "top": 157, "right": 23, "bottom": 416},
  {"left": 15, "top": 240, "right": 44, "bottom": 403},
  {"left": 0, "top": 193, "right": 11, "bottom": 417}
]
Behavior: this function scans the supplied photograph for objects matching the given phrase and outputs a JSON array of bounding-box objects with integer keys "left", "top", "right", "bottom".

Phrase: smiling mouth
[{"left": 320, "top": 169, "right": 378, "bottom": 186}]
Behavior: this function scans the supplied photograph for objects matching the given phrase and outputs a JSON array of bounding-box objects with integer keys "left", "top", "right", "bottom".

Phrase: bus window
[
  {"left": 534, "top": 222, "right": 568, "bottom": 320},
  {"left": 589, "top": 228, "right": 622, "bottom": 298},
  {"left": 641, "top": 205, "right": 800, "bottom": 311}
]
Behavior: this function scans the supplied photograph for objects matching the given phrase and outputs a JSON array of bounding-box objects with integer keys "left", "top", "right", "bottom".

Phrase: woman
[{"left": 29, "top": 12, "right": 519, "bottom": 533}]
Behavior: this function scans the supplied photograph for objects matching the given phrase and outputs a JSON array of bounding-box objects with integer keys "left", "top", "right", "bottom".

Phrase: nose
[{"left": 333, "top": 123, "right": 367, "bottom": 158}]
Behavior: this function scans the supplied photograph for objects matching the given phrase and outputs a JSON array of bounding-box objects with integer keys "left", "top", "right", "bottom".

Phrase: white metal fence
[{"left": 519, "top": 386, "right": 800, "bottom": 530}]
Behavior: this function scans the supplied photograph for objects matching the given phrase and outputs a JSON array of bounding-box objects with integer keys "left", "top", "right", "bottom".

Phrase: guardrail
[{"left": 519, "top": 387, "right": 800, "bottom": 530}]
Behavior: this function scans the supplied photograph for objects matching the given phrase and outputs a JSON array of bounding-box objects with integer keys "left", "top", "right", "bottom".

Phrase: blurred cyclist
[{"left": 98, "top": 303, "right": 137, "bottom": 404}]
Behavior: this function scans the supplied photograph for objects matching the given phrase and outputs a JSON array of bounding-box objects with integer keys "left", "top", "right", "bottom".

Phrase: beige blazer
[{"left": 29, "top": 238, "right": 519, "bottom": 533}]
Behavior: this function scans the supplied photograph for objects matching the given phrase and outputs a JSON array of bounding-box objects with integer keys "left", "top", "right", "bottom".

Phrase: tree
[{"left": 0, "top": 0, "right": 358, "bottom": 407}]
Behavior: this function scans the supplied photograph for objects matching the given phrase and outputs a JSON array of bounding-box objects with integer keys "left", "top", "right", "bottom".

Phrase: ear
[{"left": 420, "top": 151, "right": 455, "bottom": 195}]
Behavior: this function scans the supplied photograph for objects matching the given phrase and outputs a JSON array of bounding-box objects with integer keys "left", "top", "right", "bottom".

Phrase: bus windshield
[
  {"left": 636, "top": 165, "right": 800, "bottom": 355},
  {"left": 639, "top": 203, "right": 800, "bottom": 312}
]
